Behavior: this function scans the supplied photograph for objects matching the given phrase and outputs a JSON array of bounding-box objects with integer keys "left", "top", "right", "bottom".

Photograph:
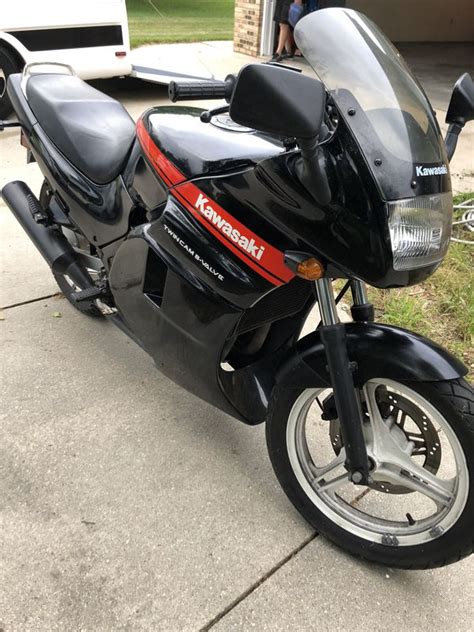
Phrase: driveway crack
[
  {"left": 199, "top": 531, "right": 318, "bottom": 631},
  {"left": 1, "top": 292, "right": 63, "bottom": 311}
]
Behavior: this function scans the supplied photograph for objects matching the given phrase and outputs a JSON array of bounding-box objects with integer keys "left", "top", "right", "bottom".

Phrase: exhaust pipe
[{"left": 1, "top": 180, "right": 94, "bottom": 289}]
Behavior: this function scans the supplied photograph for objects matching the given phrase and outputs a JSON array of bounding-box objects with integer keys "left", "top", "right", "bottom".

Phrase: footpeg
[
  {"left": 71, "top": 285, "right": 107, "bottom": 303},
  {"left": 26, "top": 190, "right": 51, "bottom": 226}
]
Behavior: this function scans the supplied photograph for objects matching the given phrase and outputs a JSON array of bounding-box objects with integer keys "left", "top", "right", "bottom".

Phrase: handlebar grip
[{"left": 168, "top": 78, "right": 234, "bottom": 103}]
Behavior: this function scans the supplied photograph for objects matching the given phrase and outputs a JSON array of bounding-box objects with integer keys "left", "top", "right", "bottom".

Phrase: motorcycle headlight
[{"left": 388, "top": 192, "right": 453, "bottom": 271}]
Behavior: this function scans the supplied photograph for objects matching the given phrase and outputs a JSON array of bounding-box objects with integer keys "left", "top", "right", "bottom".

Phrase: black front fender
[{"left": 277, "top": 322, "right": 468, "bottom": 389}]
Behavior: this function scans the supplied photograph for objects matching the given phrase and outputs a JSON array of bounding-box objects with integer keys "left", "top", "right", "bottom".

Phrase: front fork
[{"left": 315, "top": 278, "right": 373, "bottom": 485}]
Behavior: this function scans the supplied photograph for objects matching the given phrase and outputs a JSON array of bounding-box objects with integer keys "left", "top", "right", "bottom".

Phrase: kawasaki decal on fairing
[
  {"left": 194, "top": 193, "right": 265, "bottom": 261},
  {"left": 415, "top": 164, "right": 448, "bottom": 177},
  {"left": 173, "top": 182, "right": 294, "bottom": 287}
]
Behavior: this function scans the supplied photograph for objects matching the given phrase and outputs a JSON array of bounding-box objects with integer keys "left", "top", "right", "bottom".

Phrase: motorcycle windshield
[{"left": 295, "top": 9, "right": 449, "bottom": 200}]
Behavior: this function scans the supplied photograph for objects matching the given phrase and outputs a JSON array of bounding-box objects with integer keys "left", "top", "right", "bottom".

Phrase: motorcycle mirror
[
  {"left": 446, "top": 72, "right": 474, "bottom": 127},
  {"left": 229, "top": 64, "right": 325, "bottom": 140}
]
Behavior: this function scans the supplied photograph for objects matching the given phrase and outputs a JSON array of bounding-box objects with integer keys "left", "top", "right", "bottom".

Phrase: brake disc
[{"left": 329, "top": 388, "right": 442, "bottom": 494}]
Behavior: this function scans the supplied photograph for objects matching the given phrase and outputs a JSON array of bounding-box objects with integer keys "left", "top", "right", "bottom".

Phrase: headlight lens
[{"left": 388, "top": 192, "right": 453, "bottom": 271}]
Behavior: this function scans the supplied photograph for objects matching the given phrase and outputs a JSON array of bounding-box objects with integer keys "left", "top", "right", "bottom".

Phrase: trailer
[{"left": 0, "top": 0, "right": 212, "bottom": 117}]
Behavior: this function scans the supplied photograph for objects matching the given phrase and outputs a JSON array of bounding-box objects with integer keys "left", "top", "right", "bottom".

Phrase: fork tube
[
  {"left": 316, "top": 278, "right": 339, "bottom": 326},
  {"left": 315, "top": 278, "right": 370, "bottom": 484},
  {"left": 351, "top": 279, "right": 369, "bottom": 305},
  {"left": 350, "top": 280, "right": 374, "bottom": 322}
]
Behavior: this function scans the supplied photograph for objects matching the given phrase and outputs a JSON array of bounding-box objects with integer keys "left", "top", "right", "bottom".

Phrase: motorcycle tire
[
  {"left": 0, "top": 46, "right": 21, "bottom": 119},
  {"left": 266, "top": 377, "right": 474, "bottom": 569}
]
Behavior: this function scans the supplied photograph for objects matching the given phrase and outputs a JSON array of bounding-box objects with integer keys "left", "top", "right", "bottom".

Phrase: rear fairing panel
[{"left": 30, "top": 124, "right": 134, "bottom": 246}]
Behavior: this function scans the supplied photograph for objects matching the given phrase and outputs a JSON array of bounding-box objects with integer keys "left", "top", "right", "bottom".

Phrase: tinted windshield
[{"left": 295, "top": 9, "right": 448, "bottom": 198}]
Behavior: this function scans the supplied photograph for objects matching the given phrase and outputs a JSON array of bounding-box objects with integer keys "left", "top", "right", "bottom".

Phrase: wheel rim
[
  {"left": 0, "top": 67, "right": 6, "bottom": 99},
  {"left": 286, "top": 379, "right": 469, "bottom": 546}
]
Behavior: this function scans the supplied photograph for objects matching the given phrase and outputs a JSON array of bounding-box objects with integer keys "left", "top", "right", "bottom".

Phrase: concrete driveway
[{"left": 1, "top": 43, "right": 474, "bottom": 631}]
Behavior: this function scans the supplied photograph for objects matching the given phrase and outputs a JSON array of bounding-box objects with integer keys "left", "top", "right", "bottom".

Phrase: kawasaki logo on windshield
[
  {"left": 415, "top": 164, "right": 448, "bottom": 177},
  {"left": 195, "top": 193, "right": 265, "bottom": 261}
]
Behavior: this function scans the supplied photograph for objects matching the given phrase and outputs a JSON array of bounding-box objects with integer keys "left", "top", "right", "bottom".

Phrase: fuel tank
[{"left": 139, "top": 106, "right": 286, "bottom": 180}]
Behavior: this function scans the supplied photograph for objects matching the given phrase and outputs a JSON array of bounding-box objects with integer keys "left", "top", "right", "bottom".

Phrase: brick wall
[{"left": 234, "top": 0, "right": 264, "bottom": 56}]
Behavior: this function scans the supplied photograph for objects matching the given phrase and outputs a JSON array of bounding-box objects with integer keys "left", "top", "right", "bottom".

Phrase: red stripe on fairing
[
  {"left": 136, "top": 118, "right": 185, "bottom": 187},
  {"left": 136, "top": 118, "right": 294, "bottom": 286},
  {"left": 173, "top": 182, "right": 294, "bottom": 286},
  {"left": 172, "top": 188, "right": 282, "bottom": 286}
]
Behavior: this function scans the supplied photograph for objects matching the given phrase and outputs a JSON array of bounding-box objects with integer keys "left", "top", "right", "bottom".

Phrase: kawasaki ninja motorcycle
[{"left": 2, "top": 9, "right": 473, "bottom": 569}]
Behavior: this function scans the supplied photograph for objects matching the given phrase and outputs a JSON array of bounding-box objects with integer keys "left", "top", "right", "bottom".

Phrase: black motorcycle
[{"left": 2, "top": 9, "right": 473, "bottom": 569}]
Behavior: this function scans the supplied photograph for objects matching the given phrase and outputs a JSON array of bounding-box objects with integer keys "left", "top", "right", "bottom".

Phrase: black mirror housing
[
  {"left": 446, "top": 72, "right": 474, "bottom": 127},
  {"left": 229, "top": 64, "right": 325, "bottom": 139}
]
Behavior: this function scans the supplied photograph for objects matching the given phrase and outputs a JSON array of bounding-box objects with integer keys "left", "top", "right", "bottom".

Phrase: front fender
[{"left": 277, "top": 322, "right": 468, "bottom": 389}]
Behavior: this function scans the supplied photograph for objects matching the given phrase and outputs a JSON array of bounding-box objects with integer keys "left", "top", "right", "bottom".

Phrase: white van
[{"left": 0, "top": 0, "right": 133, "bottom": 116}]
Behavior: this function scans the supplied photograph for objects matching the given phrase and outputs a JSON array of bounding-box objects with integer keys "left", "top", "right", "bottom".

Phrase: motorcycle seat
[{"left": 26, "top": 74, "right": 136, "bottom": 185}]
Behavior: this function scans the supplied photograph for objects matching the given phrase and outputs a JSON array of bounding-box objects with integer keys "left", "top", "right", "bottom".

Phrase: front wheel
[{"left": 266, "top": 378, "right": 474, "bottom": 569}]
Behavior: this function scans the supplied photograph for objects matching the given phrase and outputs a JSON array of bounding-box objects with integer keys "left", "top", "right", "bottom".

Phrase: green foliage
[
  {"left": 126, "top": 0, "right": 235, "bottom": 47},
  {"left": 368, "top": 194, "right": 474, "bottom": 377}
]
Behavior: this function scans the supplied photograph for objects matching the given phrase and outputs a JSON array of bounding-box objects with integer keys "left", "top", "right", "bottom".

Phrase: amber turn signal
[{"left": 296, "top": 257, "right": 325, "bottom": 280}]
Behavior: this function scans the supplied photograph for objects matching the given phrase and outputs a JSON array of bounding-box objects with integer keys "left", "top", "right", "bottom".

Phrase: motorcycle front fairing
[
  {"left": 295, "top": 9, "right": 450, "bottom": 199},
  {"left": 295, "top": 9, "right": 454, "bottom": 278}
]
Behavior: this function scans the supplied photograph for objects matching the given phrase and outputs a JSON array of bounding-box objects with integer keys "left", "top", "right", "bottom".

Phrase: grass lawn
[
  {"left": 367, "top": 192, "right": 474, "bottom": 379},
  {"left": 126, "top": 0, "right": 235, "bottom": 47}
]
